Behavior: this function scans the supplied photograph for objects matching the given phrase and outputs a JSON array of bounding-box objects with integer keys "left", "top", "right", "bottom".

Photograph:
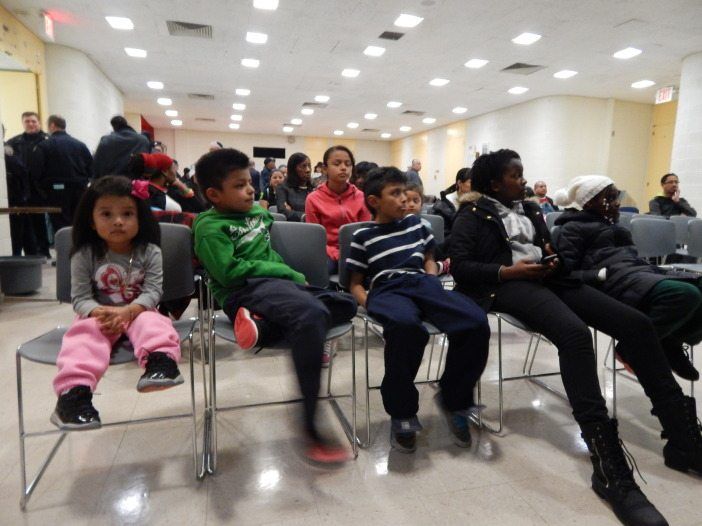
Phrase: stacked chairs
[
  {"left": 15, "top": 224, "right": 206, "bottom": 509},
  {"left": 200, "top": 221, "right": 358, "bottom": 474}
]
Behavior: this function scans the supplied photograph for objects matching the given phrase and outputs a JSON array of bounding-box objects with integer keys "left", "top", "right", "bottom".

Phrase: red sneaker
[
  {"left": 304, "top": 441, "right": 352, "bottom": 464},
  {"left": 234, "top": 307, "right": 259, "bottom": 350}
]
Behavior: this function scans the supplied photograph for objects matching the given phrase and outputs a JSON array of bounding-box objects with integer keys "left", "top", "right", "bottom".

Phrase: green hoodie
[{"left": 193, "top": 205, "right": 305, "bottom": 306}]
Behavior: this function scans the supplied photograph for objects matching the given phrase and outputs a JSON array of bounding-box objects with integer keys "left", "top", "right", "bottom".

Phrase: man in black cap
[{"left": 92, "top": 115, "right": 150, "bottom": 178}]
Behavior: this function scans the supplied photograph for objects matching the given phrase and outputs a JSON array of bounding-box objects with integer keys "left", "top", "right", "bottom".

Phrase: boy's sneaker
[
  {"left": 390, "top": 416, "right": 423, "bottom": 453},
  {"left": 304, "top": 439, "right": 352, "bottom": 465},
  {"left": 50, "top": 385, "right": 101, "bottom": 431},
  {"left": 137, "top": 352, "right": 184, "bottom": 392},
  {"left": 321, "top": 338, "right": 338, "bottom": 368},
  {"left": 435, "top": 393, "right": 472, "bottom": 448},
  {"left": 234, "top": 307, "right": 260, "bottom": 350}
]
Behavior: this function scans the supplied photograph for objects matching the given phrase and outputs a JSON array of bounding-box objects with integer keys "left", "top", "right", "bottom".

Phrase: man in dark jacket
[
  {"left": 6, "top": 111, "right": 51, "bottom": 257},
  {"left": 649, "top": 173, "right": 697, "bottom": 217},
  {"left": 30, "top": 115, "right": 92, "bottom": 232},
  {"left": 92, "top": 115, "right": 150, "bottom": 178},
  {"left": 260, "top": 157, "right": 275, "bottom": 191},
  {"left": 4, "top": 123, "right": 37, "bottom": 256}
]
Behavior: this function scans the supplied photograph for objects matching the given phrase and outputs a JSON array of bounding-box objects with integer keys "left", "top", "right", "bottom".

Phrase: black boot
[
  {"left": 662, "top": 341, "right": 699, "bottom": 381},
  {"left": 581, "top": 419, "right": 668, "bottom": 526},
  {"left": 654, "top": 395, "right": 702, "bottom": 475}
]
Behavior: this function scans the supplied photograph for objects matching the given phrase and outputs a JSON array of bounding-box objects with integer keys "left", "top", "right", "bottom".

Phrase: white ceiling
[{"left": 3, "top": 0, "right": 702, "bottom": 140}]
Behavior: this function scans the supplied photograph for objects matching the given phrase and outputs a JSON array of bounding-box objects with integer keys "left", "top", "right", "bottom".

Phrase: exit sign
[{"left": 655, "top": 86, "right": 675, "bottom": 104}]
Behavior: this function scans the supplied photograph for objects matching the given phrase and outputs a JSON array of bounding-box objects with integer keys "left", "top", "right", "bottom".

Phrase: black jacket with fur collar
[{"left": 449, "top": 192, "right": 560, "bottom": 309}]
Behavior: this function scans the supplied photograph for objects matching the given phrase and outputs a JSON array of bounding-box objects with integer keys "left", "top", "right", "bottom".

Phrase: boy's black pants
[
  {"left": 223, "top": 278, "right": 357, "bottom": 439},
  {"left": 367, "top": 273, "right": 490, "bottom": 419}
]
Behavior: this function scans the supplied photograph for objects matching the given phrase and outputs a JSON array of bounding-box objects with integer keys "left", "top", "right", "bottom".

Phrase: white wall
[
  {"left": 44, "top": 44, "right": 124, "bottom": 151},
  {"left": 0, "top": 103, "right": 10, "bottom": 255}
]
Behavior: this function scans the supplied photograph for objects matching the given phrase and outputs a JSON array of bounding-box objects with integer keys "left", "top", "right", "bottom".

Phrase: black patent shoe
[
  {"left": 50, "top": 385, "right": 101, "bottom": 431},
  {"left": 137, "top": 352, "right": 184, "bottom": 392}
]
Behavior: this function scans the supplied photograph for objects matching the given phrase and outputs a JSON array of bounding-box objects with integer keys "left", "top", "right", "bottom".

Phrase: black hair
[
  {"left": 661, "top": 173, "right": 678, "bottom": 184},
  {"left": 323, "top": 145, "right": 356, "bottom": 168},
  {"left": 71, "top": 175, "right": 159, "bottom": 257},
  {"left": 127, "top": 153, "right": 147, "bottom": 180},
  {"left": 363, "top": 166, "right": 407, "bottom": 212},
  {"left": 110, "top": 115, "right": 130, "bottom": 131},
  {"left": 286, "top": 152, "right": 311, "bottom": 188},
  {"left": 442, "top": 167, "right": 471, "bottom": 195},
  {"left": 352, "top": 161, "right": 377, "bottom": 188},
  {"left": 48, "top": 114, "right": 66, "bottom": 130},
  {"left": 195, "top": 148, "right": 250, "bottom": 203},
  {"left": 470, "top": 149, "right": 521, "bottom": 195}
]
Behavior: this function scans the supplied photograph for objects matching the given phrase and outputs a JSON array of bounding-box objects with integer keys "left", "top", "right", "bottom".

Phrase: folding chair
[
  {"left": 421, "top": 213, "right": 444, "bottom": 244},
  {"left": 670, "top": 215, "right": 692, "bottom": 247},
  {"left": 268, "top": 205, "right": 278, "bottom": 213},
  {"left": 630, "top": 216, "right": 676, "bottom": 264},
  {"left": 270, "top": 212, "right": 287, "bottom": 221},
  {"left": 669, "top": 219, "right": 702, "bottom": 273},
  {"left": 201, "top": 221, "right": 357, "bottom": 474},
  {"left": 545, "top": 211, "right": 563, "bottom": 231},
  {"left": 337, "top": 221, "right": 445, "bottom": 447},
  {"left": 617, "top": 211, "right": 636, "bottom": 230},
  {"left": 16, "top": 224, "right": 205, "bottom": 510}
]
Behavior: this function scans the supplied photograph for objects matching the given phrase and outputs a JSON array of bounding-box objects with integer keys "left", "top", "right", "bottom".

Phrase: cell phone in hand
[{"left": 540, "top": 254, "right": 559, "bottom": 265}]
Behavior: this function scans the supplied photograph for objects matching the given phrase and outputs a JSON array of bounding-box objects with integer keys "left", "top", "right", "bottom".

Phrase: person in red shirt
[{"left": 305, "top": 145, "right": 371, "bottom": 274}]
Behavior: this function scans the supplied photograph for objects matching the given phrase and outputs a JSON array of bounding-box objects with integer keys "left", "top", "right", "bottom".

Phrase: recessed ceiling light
[
  {"left": 553, "top": 69, "right": 578, "bottom": 79},
  {"left": 387, "top": 101, "right": 402, "bottom": 108},
  {"left": 147, "top": 81, "right": 164, "bottom": 90},
  {"left": 631, "top": 79, "right": 655, "bottom": 89},
  {"left": 341, "top": 68, "right": 360, "bottom": 78},
  {"left": 381, "top": 132, "right": 391, "bottom": 139},
  {"left": 347, "top": 122, "right": 359, "bottom": 129},
  {"left": 512, "top": 32, "right": 541, "bottom": 45},
  {"left": 333, "top": 130, "right": 344, "bottom": 136},
  {"left": 399, "top": 125, "right": 412, "bottom": 132},
  {"left": 241, "top": 58, "right": 260, "bottom": 68},
  {"left": 231, "top": 114, "right": 243, "bottom": 121},
  {"left": 105, "top": 16, "right": 134, "bottom": 30},
  {"left": 246, "top": 31, "right": 268, "bottom": 44},
  {"left": 394, "top": 13, "right": 423, "bottom": 28},
  {"left": 301, "top": 108, "right": 314, "bottom": 115},
  {"left": 282, "top": 126, "right": 294, "bottom": 133},
  {"left": 232, "top": 103, "right": 246, "bottom": 110},
  {"left": 364, "top": 113, "right": 378, "bottom": 120},
  {"left": 229, "top": 123, "right": 240, "bottom": 130},
  {"left": 465, "top": 58, "right": 489, "bottom": 69},
  {"left": 508, "top": 86, "right": 529, "bottom": 95},
  {"left": 363, "top": 45, "right": 386, "bottom": 57},
  {"left": 124, "top": 47, "right": 147, "bottom": 58},
  {"left": 315, "top": 95, "right": 330, "bottom": 103},
  {"left": 429, "top": 78, "right": 450, "bottom": 87},
  {"left": 253, "top": 0, "right": 278, "bottom": 10},
  {"left": 452, "top": 106, "right": 467, "bottom": 114},
  {"left": 171, "top": 119, "right": 182, "bottom": 126},
  {"left": 165, "top": 110, "right": 178, "bottom": 117},
  {"left": 157, "top": 97, "right": 172, "bottom": 106},
  {"left": 290, "top": 118, "right": 302, "bottom": 125},
  {"left": 422, "top": 117, "right": 436, "bottom": 124},
  {"left": 613, "top": 47, "right": 642, "bottom": 59},
  {"left": 235, "top": 88, "right": 250, "bottom": 96}
]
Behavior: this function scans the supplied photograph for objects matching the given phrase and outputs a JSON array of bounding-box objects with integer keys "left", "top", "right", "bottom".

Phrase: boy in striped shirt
[{"left": 347, "top": 166, "right": 490, "bottom": 453}]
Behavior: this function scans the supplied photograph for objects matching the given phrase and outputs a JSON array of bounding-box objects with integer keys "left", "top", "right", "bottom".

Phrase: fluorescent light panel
[
  {"left": 165, "top": 110, "right": 178, "bottom": 117},
  {"left": 253, "top": 0, "right": 278, "bottom": 10},
  {"left": 314, "top": 95, "right": 330, "bottom": 103},
  {"left": 394, "top": 13, "right": 423, "bottom": 28},
  {"left": 381, "top": 132, "right": 391, "bottom": 138},
  {"left": 613, "top": 47, "right": 642, "bottom": 59},
  {"left": 452, "top": 106, "right": 467, "bottom": 114},
  {"left": 347, "top": 122, "right": 359, "bottom": 129},
  {"left": 106, "top": 16, "right": 134, "bottom": 30},
  {"left": 157, "top": 97, "right": 172, "bottom": 105},
  {"left": 422, "top": 117, "right": 436, "bottom": 124},
  {"left": 363, "top": 45, "right": 386, "bottom": 57},
  {"left": 290, "top": 118, "right": 302, "bottom": 125},
  {"left": 231, "top": 114, "right": 243, "bottom": 121},
  {"left": 241, "top": 58, "right": 260, "bottom": 68},
  {"left": 341, "top": 68, "right": 360, "bottom": 78},
  {"left": 553, "top": 69, "right": 578, "bottom": 79},
  {"left": 301, "top": 108, "right": 314, "bottom": 115},
  {"left": 147, "top": 81, "right": 163, "bottom": 89},
  {"left": 282, "top": 126, "right": 294, "bottom": 133},
  {"left": 232, "top": 103, "right": 246, "bottom": 110},
  {"left": 229, "top": 123, "right": 240, "bottom": 130},
  {"left": 512, "top": 32, "right": 541, "bottom": 45},
  {"left": 387, "top": 101, "right": 402, "bottom": 108},
  {"left": 508, "top": 86, "right": 529, "bottom": 94},
  {"left": 171, "top": 119, "right": 182, "bottom": 126},
  {"left": 399, "top": 126, "right": 412, "bottom": 132},
  {"left": 246, "top": 31, "right": 268, "bottom": 44},
  {"left": 124, "top": 47, "right": 147, "bottom": 58},
  {"left": 364, "top": 113, "right": 378, "bottom": 120},
  {"left": 333, "top": 130, "right": 344, "bottom": 136},
  {"left": 235, "top": 88, "right": 250, "bottom": 96},
  {"left": 429, "top": 78, "right": 450, "bottom": 86},
  {"left": 464, "top": 58, "right": 488, "bottom": 69},
  {"left": 631, "top": 79, "right": 655, "bottom": 89}
]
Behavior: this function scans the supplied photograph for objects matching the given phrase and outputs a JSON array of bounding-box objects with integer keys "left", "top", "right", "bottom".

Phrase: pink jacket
[{"left": 305, "top": 183, "right": 371, "bottom": 261}]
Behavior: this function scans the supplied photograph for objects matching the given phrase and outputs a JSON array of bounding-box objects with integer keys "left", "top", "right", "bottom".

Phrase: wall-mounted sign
[
  {"left": 43, "top": 12, "right": 55, "bottom": 41},
  {"left": 655, "top": 86, "right": 675, "bottom": 104}
]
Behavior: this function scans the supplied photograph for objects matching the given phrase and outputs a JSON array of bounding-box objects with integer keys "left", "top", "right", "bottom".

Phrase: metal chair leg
[{"left": 425, "top": 334, "right": 436, "bottom": 380}]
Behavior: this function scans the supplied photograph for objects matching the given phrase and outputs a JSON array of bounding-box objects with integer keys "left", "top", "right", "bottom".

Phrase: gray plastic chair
[
  {"left": 545, "top": 212, "right": 563, "bottom": 231},
  {"left": 670, "top": 215, "right": 692, "bottom": 246},
  {"left": 268, "top": 205, "right": 278, "bottom": 213},
  {"left": 202, "top": 221, "right": 358, "bottom": 471},
  {"left": 421, "top": 213, "right": 445, "bottom": 245},
  {"left": 668, "top": 219, "right": 702, "bottom": 273},
  {"left": 270, "top": 212, "right": 287, "bottom": 221},
  {"left": 630, "top": 217, "right": 676, "bottom": 261},
  {"left": 616, "top": 211, "right": 636, "bottom": 230},
  {"left": 16, "top": 224, "right": 204, "bottom": 509}
]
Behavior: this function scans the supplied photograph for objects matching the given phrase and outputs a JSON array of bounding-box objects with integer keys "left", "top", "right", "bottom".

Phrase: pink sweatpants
[{"left": 53, "top": 310, "right": 182, "bottom": 395}]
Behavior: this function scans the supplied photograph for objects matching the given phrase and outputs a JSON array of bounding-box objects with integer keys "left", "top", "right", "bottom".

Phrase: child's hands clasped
[{"left": 91, "top": 305, "right": 142, "bottom": 335}]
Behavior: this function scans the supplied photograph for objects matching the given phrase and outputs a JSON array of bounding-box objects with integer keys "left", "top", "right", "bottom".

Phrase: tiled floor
[{"left": 0, "top": 263, "right": 700, "bottom": 525}]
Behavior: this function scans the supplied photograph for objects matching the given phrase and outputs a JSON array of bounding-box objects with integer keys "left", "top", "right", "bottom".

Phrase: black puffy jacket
[{"left": 554, "top": 210, "right": 698, "bottom": 307}]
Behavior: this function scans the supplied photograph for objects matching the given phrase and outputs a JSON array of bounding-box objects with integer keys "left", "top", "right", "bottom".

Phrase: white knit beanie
[{"left": 554, "top": 175, "right": 615, "bottom": 208}]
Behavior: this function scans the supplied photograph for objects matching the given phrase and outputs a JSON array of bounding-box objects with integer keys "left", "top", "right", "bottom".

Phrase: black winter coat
[
  {"left": 93, "top": 127, "right": 150, "bottom": 178},
  {"left": 554, "top": 210, "right": 699, "bottom": 307},
  {"left": 450, "top": 193, "right": 568, "bottom": 310},
  {"left": 30, "top": 131, "right": 92, "bottom": 193},
  {"left": 6, "top": 131, "right": 49, "bottom": 198}
]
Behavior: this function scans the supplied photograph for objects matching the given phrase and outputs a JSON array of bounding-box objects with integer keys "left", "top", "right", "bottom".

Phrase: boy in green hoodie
[{"left": 193, "top": 148, "right": 357, "bottom": 464}]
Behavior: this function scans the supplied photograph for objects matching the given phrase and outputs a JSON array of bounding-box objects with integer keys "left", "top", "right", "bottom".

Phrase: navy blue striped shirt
[{"left": 346, "top": 214, "right": 436, "bottom": 286}]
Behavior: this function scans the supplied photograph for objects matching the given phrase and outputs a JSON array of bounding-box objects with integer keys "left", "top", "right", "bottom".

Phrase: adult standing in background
[
  {"left": 92, "top": 115, "right": 150, "bottom": 178},
  {"left": 3, "top": 124, "right": 36, "bottom": 255},
  {"left": 31, "top": 115, "right": 92, "bottom": 233},
  {"left": 405, "top": 158, "right": 423, "bottom": 188},
  {"left": 260, "top": 157, "right": 276, "bottom": 190},
  {"left": 533, "top": 180, "right": 559, "bottom": 213},
  {"left": 276, "top": 152, "right": 312, "bottom": 221},
  {"left": 649, "top": 173, "right": 697, "bottom": 217},
  {"left": 249, "top": 160, "right": 261, "bottom": 195},
  {"left": 7, "top": 111, "right": 51, "bottom": 258}
]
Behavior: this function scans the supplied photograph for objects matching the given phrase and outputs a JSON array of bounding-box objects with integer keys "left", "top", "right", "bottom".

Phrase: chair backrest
[
  {"left": 630, "top": 217, "right": 676, "bottom": 258},
  {"left": 270, "top": 212, "right": 287, "bottom": 221},
  {"left": 421, "top": 214, "right": 445, "bottom": 245},
  {"left": 619, "top": 206, "right": 639, "bottom": 213},
  {"left": 268, "top": 205, "right": 278, "bottom": 213},
  {"left": 338, "top": 221, "right": 373, "bottom": 289},
  {"left": 550, "top": 225, "right": 562, "bottom": 246},
  {"left": 55, "top": 224, "right": 195, "bottom": 304},
  {"left": 270, "top": 221, "right": 328, "bottom": 287},
  {"left": 669, "top": 215, "right": 691, "bottom": 245},
  {"left": 545, "top": 212, "right": 563, "bottom": 231},
  {"left": 687, "top": 219, "right": 702, "bottom": 258},
  {"left": 617, "top": 211, "right": 636, "bottom": 230}
]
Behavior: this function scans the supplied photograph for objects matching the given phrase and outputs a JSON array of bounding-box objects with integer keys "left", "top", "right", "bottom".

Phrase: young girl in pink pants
[{"left": 51, "top": 176, "right": 183, "bottom": 431}]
